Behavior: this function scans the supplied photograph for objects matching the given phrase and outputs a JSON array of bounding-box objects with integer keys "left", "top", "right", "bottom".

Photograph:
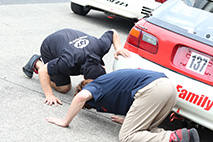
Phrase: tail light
[
  {"left": 127, "top": 27, "right": 158, "bottom": 54},
  {"left": 126, "top": 27, "right": 141, "bottom": 47},
  {"left": 139, "top": 31, "right": 158, "bottom": 54},
  {"left": 155, "top": 0, "right": 167, "bottom": 3}
]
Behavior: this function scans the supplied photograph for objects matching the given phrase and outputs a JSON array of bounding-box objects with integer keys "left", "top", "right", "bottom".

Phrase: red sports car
[{"left": 113, "top": 0, "right": 213, "bottom": 131}]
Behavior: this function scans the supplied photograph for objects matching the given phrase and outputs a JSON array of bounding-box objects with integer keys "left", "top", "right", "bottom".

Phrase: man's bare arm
[
  {"left": 46, "top": 90, "right": 93, "bottom": 127},
  {"left": 38, "top": 63, "right": 62, "bottom": 106},
  {"left": 111, "top": 29, "right": 131, "bottom": 59}
]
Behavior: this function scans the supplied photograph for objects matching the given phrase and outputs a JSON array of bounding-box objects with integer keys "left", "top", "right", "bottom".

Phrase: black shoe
[{"left": 22, "top": 54, "right": 40, "bottom": 78}]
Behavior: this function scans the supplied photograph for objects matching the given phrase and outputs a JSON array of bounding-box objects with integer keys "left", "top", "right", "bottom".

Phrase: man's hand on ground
[
  {"left": 44, "top": 95, "right": 62, "bottom": 106},
  {"left": 111, "top": 115, "right": 125, "bottom": 124},
  {"left": 46, "top": 117, "right": 68, "bottom": 127}
]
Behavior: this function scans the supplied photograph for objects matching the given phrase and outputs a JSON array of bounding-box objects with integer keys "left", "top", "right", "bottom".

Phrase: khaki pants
[{"left": 119, "top": 78, "right": 177, "bottom": 142}]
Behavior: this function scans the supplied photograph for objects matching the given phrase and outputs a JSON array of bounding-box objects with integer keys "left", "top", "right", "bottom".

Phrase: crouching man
[{"left": 46, "top": 69, "right": 199, "bottom": 142}]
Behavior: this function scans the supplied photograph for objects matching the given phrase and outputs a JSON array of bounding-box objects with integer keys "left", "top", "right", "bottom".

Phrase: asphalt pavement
[
  {"left": 0, "top": 2, "right": 123, "bottom": 142},
  {"left": 0, "top": 1, "right": 212, "bottom": 142}
]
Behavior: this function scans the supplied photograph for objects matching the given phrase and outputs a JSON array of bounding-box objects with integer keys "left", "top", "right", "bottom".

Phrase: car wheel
[{"left": 71, "top": 2, "right": 91, "bottom": 16}]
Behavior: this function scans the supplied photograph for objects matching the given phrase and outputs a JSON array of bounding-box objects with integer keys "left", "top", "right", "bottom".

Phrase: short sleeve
[
  {"left": 99, "top": 30, "right": 114, "bottom": 54},
  {"left": 83, "top": 84, "right": 103, "bottom": 102},
  {"left": 47, "top": 57, "right": 70, "bottom": 76}
]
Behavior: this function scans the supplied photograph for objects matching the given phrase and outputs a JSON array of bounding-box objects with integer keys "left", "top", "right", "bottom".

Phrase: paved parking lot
[
  {"left": 0, "top": 1, "right": 212, "bottom": 142},
  {"left": 0, "top": 2, "right": 123, "bottom": 141}
]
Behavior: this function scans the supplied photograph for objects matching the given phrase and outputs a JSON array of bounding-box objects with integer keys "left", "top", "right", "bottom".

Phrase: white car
[
  {"left": 70, "top": 0, "right": 166, "bottom": 20},
  {"left": 113, "top": 0, "right": 213, "bottom": 131}
]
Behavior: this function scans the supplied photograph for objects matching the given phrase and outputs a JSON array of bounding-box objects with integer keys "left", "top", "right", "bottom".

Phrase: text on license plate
[{"left": 186, "top": 52, "right": 210, "bottom": 74}]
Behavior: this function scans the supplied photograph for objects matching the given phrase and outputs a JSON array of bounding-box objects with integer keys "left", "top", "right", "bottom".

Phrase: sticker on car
[
  {"left": 186, "top": 52, "right": 210, "bottom": 75},
  {"left": 106, "top": 0, "right": 128, "bottom": 7}
]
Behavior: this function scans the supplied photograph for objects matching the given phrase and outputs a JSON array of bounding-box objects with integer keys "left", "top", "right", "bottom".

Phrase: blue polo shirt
[{"left": 83, "top": 69, "right": 167, "bottom": 115}]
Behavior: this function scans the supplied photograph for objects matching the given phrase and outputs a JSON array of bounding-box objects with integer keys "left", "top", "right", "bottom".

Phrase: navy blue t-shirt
[
  {"left": 42, "top": 29, "right": 113, "bottom": 77},
  {"left": 83, "top": 69, "right": 167, "bottom": 115}
]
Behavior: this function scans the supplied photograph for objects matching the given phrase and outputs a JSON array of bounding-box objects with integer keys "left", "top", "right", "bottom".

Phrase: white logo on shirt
[{"left": 69, "top": 36, "right": 90, "bottom": 49}]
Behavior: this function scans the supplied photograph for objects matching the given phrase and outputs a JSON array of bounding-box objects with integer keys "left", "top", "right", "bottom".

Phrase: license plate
[{"left": 186, "top": 52, "right": 210, "bottom": 74}]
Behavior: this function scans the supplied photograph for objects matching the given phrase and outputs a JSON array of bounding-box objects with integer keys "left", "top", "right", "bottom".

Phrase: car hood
[{"left": 147, "top": 0, "right": 213, "bottom": 46}]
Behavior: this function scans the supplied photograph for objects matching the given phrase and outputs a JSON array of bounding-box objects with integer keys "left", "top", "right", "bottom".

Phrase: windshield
[{"left": 149, "top": 0, "right": 213, "bottom": 45}]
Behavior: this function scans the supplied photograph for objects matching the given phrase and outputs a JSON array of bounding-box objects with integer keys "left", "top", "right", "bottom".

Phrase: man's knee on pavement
[
  {"left": 56, "top": 84, "right": 71, "bottom": 93},
  {"left": 51, "top": 82, "right": 71, "bottom": 93}
]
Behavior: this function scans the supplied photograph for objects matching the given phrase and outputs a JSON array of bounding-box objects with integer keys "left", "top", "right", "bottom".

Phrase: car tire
[{"left": 71, "top": 2, "right": 91, "bottom": 16}]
